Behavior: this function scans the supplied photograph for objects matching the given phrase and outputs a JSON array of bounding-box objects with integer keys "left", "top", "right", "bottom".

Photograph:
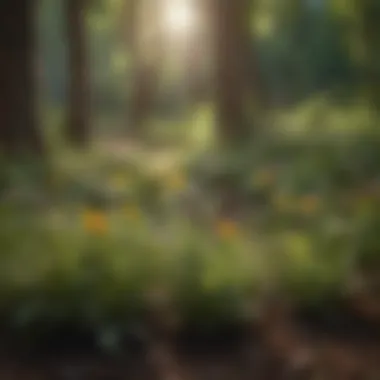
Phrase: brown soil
[{"left": 0, "top": 297, "right": 379, "bottom": 379}]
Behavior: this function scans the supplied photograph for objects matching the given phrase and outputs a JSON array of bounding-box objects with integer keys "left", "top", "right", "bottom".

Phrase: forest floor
[
  {"left": 3, "top": 138, "right": 380, "bottom": 379},
  {"left": 1, "top": 299, "right": 379, "bottom": 380}
]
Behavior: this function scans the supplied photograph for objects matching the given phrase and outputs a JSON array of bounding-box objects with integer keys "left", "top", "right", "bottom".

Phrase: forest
[{"left": 0, "top": 0, "right": 380, "bottom": 378}]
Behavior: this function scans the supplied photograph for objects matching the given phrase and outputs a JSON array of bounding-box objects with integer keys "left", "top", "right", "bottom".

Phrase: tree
[
  {"left": 66, "top": 0, "right": 90, "bottom": 146},
  {"left": 183, "top": 0, "right": 214, "bottom": 108},
  {"left": 209, "top": 0, "right": 254, "bottom": 218},
  {"left": 128, "top": 58, "right": 160, "bottom": 138},
  {"left": 0, "top": 1, "right": 44, "bottom": 155},
  {"left": 355, "top": 0, "right": 380, "bottom": 112},
  {"left": 127, "top": 0, "right": 162, "bottom": 138},
  {"left": 214, "top": 0, "right": 252, "bottom": 147},
  {"left": 332, "top": 0, "right": 380, "bottom": 111}
]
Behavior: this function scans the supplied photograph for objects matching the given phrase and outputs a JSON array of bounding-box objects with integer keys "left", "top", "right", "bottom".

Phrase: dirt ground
[
  {"left": 0, "top": 306, "right": 379, "bottom": 380},
  {"left": 0, "top": 294, "right": 378, "bottom": 379}
]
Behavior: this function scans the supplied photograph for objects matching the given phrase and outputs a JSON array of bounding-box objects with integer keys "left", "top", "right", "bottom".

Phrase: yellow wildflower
[
  {"left": 299, "top": 194, "right": 321, "bottom": 215},
  {"left": 82, "top": 209, "right": 108, "bottom": 235},
  {"left": 216, "top": 219, "right": 239, "bottom": 240}
]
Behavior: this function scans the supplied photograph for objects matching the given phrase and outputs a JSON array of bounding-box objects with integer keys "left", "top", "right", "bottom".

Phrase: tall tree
[
  {"left": 356, "top": 0, "right": 380, "bottom": 112},
  {"left": 214, "top": 0, "right": 252, "bottom": 147},
  {"left": 210, "top": 0, "right": 253, "bottom": 218},
  {"left": 332, "top": 0, "right": 380, "bottom": 111},
  {"left": 66, "top": 0, "right": 90, "bottom": 146},
  {"left": 127, "top": 0, "right": 162, "bottom": 138},
  {"left": 183, "top": 0, "right": 213, "bottom": 107},
  {"left": 0, "top": 1, "right": 44, "bottom": 155}
]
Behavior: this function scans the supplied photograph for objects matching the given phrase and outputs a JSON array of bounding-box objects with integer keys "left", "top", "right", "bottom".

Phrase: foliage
[
  {"left": 2, "top": 104, "right": 380, "bottom": 347},
  {"left": 5, "top": 0, "right": 380, "bottom": 351}
]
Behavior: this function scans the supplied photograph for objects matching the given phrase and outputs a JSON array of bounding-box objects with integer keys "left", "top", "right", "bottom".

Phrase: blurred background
[{"left": 0, "top": 0, "right": 380, "bottom": 378}]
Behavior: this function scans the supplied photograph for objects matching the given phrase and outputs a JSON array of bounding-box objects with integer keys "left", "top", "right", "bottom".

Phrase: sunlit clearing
[{"left": 163, "top": 0, "right": 196, "bottom": 37}]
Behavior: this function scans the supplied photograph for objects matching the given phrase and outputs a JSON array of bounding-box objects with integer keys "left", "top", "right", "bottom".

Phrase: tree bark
[
  {"left": 129, "top": 60, "right": 159, "bottom": 137},
  {"left": 360, "top": 1, "right": 380, "bottom": 113},
  {"left": 212, "top": 0, "right": 253, "bottom": 218},
  {"left": 0, "top": 1, "right": 44, "bottom": 156},
  {"left": 214, "top": 0, "right": 252, "bottom": 147},
  {"left": 183, "top": 0, "right": 212, "bottom": 107},
  {"left": 128, "top": 0, "right": 162, "bottom": 138},
  {"left": 66, "top": 0, "right": 90, "bottom": 147}
]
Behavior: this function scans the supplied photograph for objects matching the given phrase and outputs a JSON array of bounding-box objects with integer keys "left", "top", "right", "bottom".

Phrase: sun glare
[{"left": 163, "top": 0, "right": 196, "bottom": 36}]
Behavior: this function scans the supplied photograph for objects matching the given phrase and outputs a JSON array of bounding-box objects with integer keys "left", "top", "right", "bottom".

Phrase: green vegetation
[
  {"left": 1, "top": 102, "right": 380, "bottom": 350},
  {"left": 1, "top": 0, "right": 380, "bottom": 361}
]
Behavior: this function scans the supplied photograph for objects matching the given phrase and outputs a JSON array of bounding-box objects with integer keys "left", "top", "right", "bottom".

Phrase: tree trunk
[
  {"left": 129, "top": 60, "right": 159, "bottom": 138},
  {"left": 66, "top": 0, "right": 90, "bottom": 147},
  {"left": 0, "top": 1, "right": 44, "bottom": 156},
  {"left": 214, "top": 0, "right": 252, "bottom": 147},
  {"left": 183, "top": 0, "right": 212, "bottom": 107},
  {"left": 128, "top": 0, "right": 162, "bottom": 138},
  {"left": 360, "top": 1, "right": 380, "bottom": 113},
  {"left": 213, "top": 0, "right": 252, "bottom": 218},
  {"left": 123, "top": 0, "right": 138, "bottom": 54}
]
